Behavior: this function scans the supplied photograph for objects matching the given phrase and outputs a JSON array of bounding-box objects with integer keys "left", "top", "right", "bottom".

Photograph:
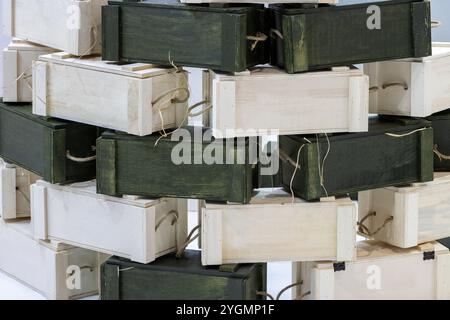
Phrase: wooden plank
[
  {"left": 336, "top": 205, "right": 357, "bottom": 261},
  {"left": 209, "top": 67, "right": 368, "bottom": 138},
  {"left": 212, "top": 79, "right": 236, "bottom": 138},
  {"left": 101, "top": 4, "right": 120, "bottom": 61},
  {"left": 0, "top": 163, "right": 16, "bottom": 220},
  {"left": 365, "top": 43, "right": 450, "bottom": 117},
  {"left": 271, "top": 1, "right": 432, "bottom": 73},
  {"left": 33, "top": 55, "right": 187, "bottom": 136},
  {"left": 31, "top": 184, "right": 48, "bottom": 240},
  {"left": 359, "top": 173, "right": 450, "bottom": 248},
  {"left": 32, "top": 180, "right": 188, "bottom": 264},
  {"left": 311, "top": 266, "right": 335, "bottom": 300},
  {"left": 201, "top": 189, "right": 357, "bottom": 265},
  {"left": 101, "top": 0, "right": 268, "bottom": 72},
  {"left": 2, "top": 49, "right": 18, "bottom": 102},
  {"left": 96, "top": 128, "right": 254, "bottom": 204},
  {"left": 0, "top": 102, "right": 99, "bottom": 184},
  {"left": 437, "top": 252, "right": 450, "bottom": 300},
  {"left": 0, "top": 219, "right": 100, "bottom": 300},
  {"left": 32, "top": 60, "right": 47, "bottom": 116},
  {"left": 280, "top": 117, "right": 434, "bottom": 201},
  {"left": 8, "top": 0, "right": 106, "bottom": 56},
  {"left": 427, "top": 109, "right": 450, "bottom": 172},
  {"left": 100, "top": 251, "right": 266, "bottom": 300},
  {"left": 1, "top": 0, "right": 13, "bottom": 36},
  {"left": 201, "top": 208, "right": 223, "bottom": 266},
  {"left": 297, "top": 241, "right": 450, "bottom": 300}
]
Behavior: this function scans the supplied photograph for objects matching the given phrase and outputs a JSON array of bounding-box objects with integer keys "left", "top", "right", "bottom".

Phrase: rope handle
[
  {"left": 66, "top": 146, "right": 97, "bottom": 163},
  {"left": 358, "top": 211, "right": 394, "bottom": 238},
  {"left": 431, "top": 20, "right": 442, "bottom": 28},
  {"left": 270, "top": 29, "right": 284, "bottom": 40},
  {"left": 434, "top": 145, "right": 450, "bottom": 161},
  {"left": 155, "top": 210, "right": 178, "bottom": 231},
  {"left": 385, "top": 127, "right": 427, "bottom": 138},
  {"left": 68, "top": 265, "right": 95, "bottom": 276},
  {"left": 188, "top": 100, "right": 212, "bottom": 118},
  {"left": 256, "top": 281, "right": 304, "bottom": 300},
  {"left": 176, "top": 225, "right": 200, "bottom": 259},
  {"left": 246, "top": 32, "right": 268, "bottom": 51},
  {"left": 369, "top": 82, "right": 408, "bottom": 92},
  {"left": 152, "top": 87, "right": 190, "bottom": 110}
]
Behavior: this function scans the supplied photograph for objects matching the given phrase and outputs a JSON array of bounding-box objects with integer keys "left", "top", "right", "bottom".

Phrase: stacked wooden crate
[{"left": 0, "top": 0, "right": 449, "bottom": 300}]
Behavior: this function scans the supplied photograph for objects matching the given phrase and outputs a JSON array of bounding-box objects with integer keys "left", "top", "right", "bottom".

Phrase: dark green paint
[
  {"left": 427, "top": 108, "right": 450, "bottom": 172},
  {"left": 0, "top": 100, "right": 99, "bottom": 184},
  {"left": 256, "top": 141, "right": 282, "bottom": 189},
  {"left": 101, "top": 251, "right": 266, "bottom": 300},
  {"left": 96, "top": 128, "right": 256, "bottom": 203},
  {"left": 102, "top": 0, "right": 269, "bottom": 72},
  {"left": 279, "top": 116, "right": 434, "bottom": 201},
  {"left": 270, "top": 0, "right": 431, "bottom": 73}
]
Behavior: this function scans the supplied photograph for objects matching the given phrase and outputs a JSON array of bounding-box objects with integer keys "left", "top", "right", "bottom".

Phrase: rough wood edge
[
  {"left": 201, "top": 209, "right": 223, "bottom": 266},
  {"left": 437, "top": 252, "right": 450, "bottom": 300},
  {"left": 3, "top": 49, "right": 18, "bottom": 102},
  {"left": 0, "top": 166, "right": 16, "bottom": 220},
  {"left": 32, "top": 60, "right": 48, "bottom": 116},
  {"left": 31, "top": 183, "right": 48, "bottom": 241}
]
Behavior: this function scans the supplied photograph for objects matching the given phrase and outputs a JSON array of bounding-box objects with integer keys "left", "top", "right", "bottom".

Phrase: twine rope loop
[{"left": 247, "top": 32, "right": 268, "bottom": 51}]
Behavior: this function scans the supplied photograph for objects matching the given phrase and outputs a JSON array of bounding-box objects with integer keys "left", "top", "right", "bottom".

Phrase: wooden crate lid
[
  {"left": 316, "top": 240, "right": 448, "bottom": 269},
  {"left": 212, "top": 65, "right": 363, "bottom": 80},
  {"left": 104, "top": 250, "right": 263, "bottom": 278},
  {"left": 0, "top": 100, "right": 71, "bottom": 129},
  {"left": 270, "top": 0, "right": 421, "bottom": 14},
  {"left": 35, "top": 180, "right": 163, "bottom": 208},
  {"left": 427, "top": 107, "right": 450, "bottom": 121},
  {"left": 205, "top": 188, "right": 354, "bottom": 208},
  {"left": 108, "top": 0, "right": 263, "bottom": 13},
  {"left": 6, "top": 39, "right": 55, "bottom": 52},
  {"left": 384, "top": 172, "right": 450, "bottom": 192},
  {"left": 388, "top": 42, "right": 450, "bottom": 63},
  {"left": 0, "top": 100, "right": 101, "bottom": 131},
  {"left": 100, "top": 126, "right": 251, "bottom": 147},
  {"left": 0, "top": 219, "right": 73, "bottom": 252},
  {"left": 285, "top": 116, "right": 431, "bottom": 144},
  {"left": 38, "top": 52, "right": 178, "bottom": 79}
]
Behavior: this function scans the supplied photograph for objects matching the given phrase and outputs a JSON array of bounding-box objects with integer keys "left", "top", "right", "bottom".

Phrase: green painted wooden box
[
  {"left": 270, "top": 0, "right": 431, "bottom": 73},
  {"left": 427, "top": 109, "right": 450, "bottom": 172},
  {"left": 279, "top": 116, "right": 434, "bottom": 201},
  {"left": 96, "top": 128, "right": 255, "bottom": 203},
  {"left": 101, "top": 250, "right": 267, "bottom": 300},
  {"left": 0, "top": 100, "right": 99, "bottom": 184},
  {"left": 256, "top": 141, "right": 282, "bottom": 189},
  {"left": 102, "top": 0, "right": 269, "bottom": 72}
]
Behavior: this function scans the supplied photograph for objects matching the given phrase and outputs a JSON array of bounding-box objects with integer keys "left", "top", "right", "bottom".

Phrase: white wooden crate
[
  {"left": 0, "top": 219, "right": 102, "bottom": 300},
  {"left": 293, "top": 241, "right": 450, "bottom": 300},
  {"left": 2, "top": 39, "right": 56, "bottom": 102},
  {"left": 1, "top": 0, "right": 107, "bottom": 56},
  {"left": 358, "top": 173, "right": 450, "bottom": 248},
  {"left": 365, "top": 43, "right": 450, "bottom": 117},
  {"left": 32, "top": 53, "right": 189, "bottom": 136},
  {"left": 0, "top": 159, "right": 40, "bottom": 220},
  {"left": 201, "top": 188, "right": 357, "bottom": 266},
  {"left": 203, "top": 67, "right": 368, "bottom": 138},
  {"left": 31, "top": 180, "right": 188, "bottom": 264}
]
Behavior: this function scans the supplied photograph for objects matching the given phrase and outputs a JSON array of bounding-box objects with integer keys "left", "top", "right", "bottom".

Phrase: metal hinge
[
  {"left": 423, "top": 251, "right": 435, "bottom": 261},
  {"left": 333, "top": 262, "right": 346, "bottom": 272}
]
